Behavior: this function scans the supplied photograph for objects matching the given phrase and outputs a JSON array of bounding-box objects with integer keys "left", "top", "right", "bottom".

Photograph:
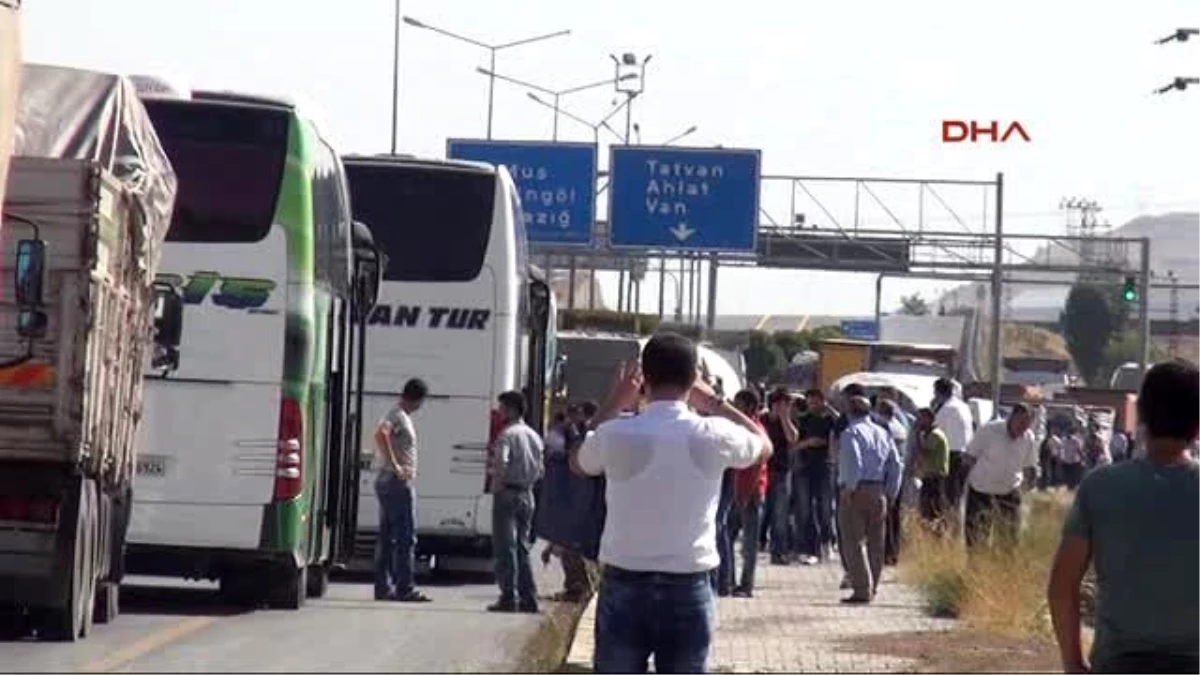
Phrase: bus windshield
[
  {"left": 145, "top": 100, "right": 288, "bottom": 244},
  {"left": 344, "top": 162, "right": 493, "bottom": 282}
]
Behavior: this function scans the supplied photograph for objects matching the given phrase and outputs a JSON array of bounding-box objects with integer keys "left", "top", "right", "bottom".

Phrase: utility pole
[
  {"left": 611, "top": 52, "right": 651, "bottom": 317},
  {"left": 1168, "top": 270, "right": 1180, "bottom": 357},
  {"left": 1060, "top": 197, "right": 1104, "bottom": 278}
]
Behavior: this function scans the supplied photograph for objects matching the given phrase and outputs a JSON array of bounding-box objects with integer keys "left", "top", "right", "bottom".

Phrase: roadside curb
[{"left": 560, "top": 594, "right": 596, "bottom": 673}]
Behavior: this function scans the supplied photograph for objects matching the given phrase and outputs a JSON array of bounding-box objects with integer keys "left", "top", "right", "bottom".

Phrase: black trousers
[
  {"left": 884, "top": 494, "right": 902, "bottom": 564},
  {"left": 964, "top": 487, "right": 1021, "bottom": 550}
]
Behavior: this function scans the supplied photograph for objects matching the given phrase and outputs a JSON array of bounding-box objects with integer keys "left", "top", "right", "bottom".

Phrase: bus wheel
[
  {"left": 93, "top": 582, "right": 119, "bottom": 624},
  {"left": 305, "top": 565, "right": 329, "bottom": 599},
  {"left": 218, "top": 574, "right": 259, "bottom": 608},
  {"left": 267, "top": 564, "right": 307, "bottom": 610}
]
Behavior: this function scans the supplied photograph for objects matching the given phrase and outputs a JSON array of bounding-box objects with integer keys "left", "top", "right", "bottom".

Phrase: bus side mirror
[
  {"left": 152, "top": 283, "right": 184, "bottom": 370},
  {"left": 14, "top": 239, "right": 46, "bottom": 308}
]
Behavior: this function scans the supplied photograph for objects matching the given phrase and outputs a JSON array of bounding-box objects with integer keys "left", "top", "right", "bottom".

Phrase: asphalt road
[{"left": 0, "top": 562, "right": 568, "bottom": 673}]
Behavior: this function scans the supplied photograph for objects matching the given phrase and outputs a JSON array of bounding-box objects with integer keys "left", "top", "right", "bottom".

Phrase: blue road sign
[
  {"left": 840, "top": 319, "right": 879, "bottom": 341},
  {"left": 607, "top": 145, "right": 761, "bottom": 252},
  {"left": 446, "top": 139, "right": 596, "bottom": 246}
]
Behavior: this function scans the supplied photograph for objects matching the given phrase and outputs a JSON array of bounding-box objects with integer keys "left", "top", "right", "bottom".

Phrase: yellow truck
[{"left": 816, "top": 338, "right": 959, "bottom": 391}]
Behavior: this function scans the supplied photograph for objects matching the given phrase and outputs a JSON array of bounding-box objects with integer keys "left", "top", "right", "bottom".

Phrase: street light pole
[
  {"left": 403, "top": 16, "right": 570, "bottom": 138},
  {"left": 481, "top": 68, "right": 635, "bottom": 141},
  {"left": 486, "top": 50, "right": 497, "bottom": 139},
  {"left": 526, "top": 94, "right": 627, "bottom": 144},
  {"left": 390, "top": 0, "right": 401, "bottom": 153}
]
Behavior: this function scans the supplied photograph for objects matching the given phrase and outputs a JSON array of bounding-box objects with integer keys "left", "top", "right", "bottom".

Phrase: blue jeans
[
  {"left": 738, "top": 496, "right": 763, "bottom": 590},
  {"left": 712, "top": 471, "right": 735, "bottom": 593},
  {"left": 594, "top": 569, "right": 715, "bottom": 674},
  {"left": 374, "top": 472, "right": 416, "bottom": 598},
  {"left": 793, "top": 461, "right": 835, "bottom": 556},
  {"left": 492, "top": 487, "right": 537, "bottom": 604},
  {"left": 767, "top": 470, "right": 791, "bottom": 560}
]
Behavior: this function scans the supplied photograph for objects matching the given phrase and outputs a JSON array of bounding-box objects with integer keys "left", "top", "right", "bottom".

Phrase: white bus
[
  {"left": 342, "top": 154, "right": 559, "bottom": 569},
  {"left": 124, "top": 89, "right": 375, "bottom": 608}
]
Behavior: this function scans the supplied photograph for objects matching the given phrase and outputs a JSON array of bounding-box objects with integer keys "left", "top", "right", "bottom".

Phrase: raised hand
[{"left": 609, "top": 360, "right": 644, "bottom": 412}]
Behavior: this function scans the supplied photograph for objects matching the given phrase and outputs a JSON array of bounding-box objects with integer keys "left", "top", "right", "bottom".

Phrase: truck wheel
[
  {"left": 94, "top": 582, "right": 120, "bottom": 624},
  {"left": 305, "top": 564, "right": 329, "bottom": 599},
  {"left": 267, "top": 564, "right": 307, "bottom": 610},
  {"left": 41, "top": 483, "right": 93, "bottom": 641}
]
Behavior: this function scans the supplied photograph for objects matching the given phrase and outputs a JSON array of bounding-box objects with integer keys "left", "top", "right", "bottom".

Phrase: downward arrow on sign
[{"left": 670, "top": 222, "right": 696, "bottom": 242}]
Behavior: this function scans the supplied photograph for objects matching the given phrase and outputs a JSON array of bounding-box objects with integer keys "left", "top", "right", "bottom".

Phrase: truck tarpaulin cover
[{"left": 11, "top": 63, "right": 177, "bottom": 275}]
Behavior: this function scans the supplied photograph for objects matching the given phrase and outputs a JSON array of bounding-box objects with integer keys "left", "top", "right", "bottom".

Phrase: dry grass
[
  {"left": 510, "top": 598, "right": 591, "bottom": 674},
  {"left": 898, "top": 490, "right": 1076, "bottom": 639}
]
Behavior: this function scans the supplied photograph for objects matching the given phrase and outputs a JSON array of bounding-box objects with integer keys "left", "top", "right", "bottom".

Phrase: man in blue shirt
[{"left": 837, "top": 395, "right": 903, "bottom": 604}]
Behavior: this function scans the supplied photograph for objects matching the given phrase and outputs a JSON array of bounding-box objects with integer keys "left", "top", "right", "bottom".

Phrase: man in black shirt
[
  {"left": 762, "top": 387, "right": 798, "bottom": 564},
  {"left": 794, "top": 388, "right": 839, "bottom": 562}
]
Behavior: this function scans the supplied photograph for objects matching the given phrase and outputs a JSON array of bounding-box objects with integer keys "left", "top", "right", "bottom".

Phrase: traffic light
[{"left": 1122, "top": 275, "right": 1138, "bottom": 303}]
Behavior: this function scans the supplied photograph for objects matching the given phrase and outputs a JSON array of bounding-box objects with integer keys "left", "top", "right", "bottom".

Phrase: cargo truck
[{"left": 0, "top": 64, "right": 178, "bottom": 641}]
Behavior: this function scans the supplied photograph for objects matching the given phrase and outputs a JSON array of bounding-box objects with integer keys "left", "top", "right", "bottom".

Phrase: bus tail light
[
  {"left": 274, "top": 395, "right": 303, "bottom": 501},
  {"left": 0, "top": 495, "right": 60, "bottom": 526}
]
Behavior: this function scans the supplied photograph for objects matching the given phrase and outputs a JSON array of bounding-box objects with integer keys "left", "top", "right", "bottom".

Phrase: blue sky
[{"left": 24, "top": 0, "right": 1199, "bottom": 316}]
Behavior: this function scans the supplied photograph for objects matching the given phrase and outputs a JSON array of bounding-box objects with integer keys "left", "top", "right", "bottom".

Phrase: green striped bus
[{"left": 124, "top": 85, "right": 381, "bottom": 608}]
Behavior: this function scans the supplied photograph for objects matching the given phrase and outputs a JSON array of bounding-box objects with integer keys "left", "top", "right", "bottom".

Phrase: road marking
[
  {"left": 796, "top": 314, "right": 811, "bottom": 332},
  {"left": 754, "top": 314, "right": 772, "bottom": 331},
  {"left": 78, "top": 616, "right": 217, "bottom": 673}
]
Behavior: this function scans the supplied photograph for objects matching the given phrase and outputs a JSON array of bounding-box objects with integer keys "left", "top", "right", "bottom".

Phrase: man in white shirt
[
  {"left": 573, "top": 333, "right": 772, "bottom": 674},
  {"left": 932, "top": 378, "right": 975, "bottom": 519},
  {"left": 962, "top": 402, "right": 1039, "bottom": 550}
]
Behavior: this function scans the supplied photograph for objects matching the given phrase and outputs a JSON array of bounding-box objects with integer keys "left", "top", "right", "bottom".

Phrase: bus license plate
[{"left": 136, "top": 455, "right": 168, "bottom": 477}]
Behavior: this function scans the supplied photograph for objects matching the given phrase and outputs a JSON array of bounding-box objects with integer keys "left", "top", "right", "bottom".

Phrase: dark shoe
[
  {"left": 517, "top": 601, "right": 540, "bottom": 614},
  {"left": 487, "top": 599, "right": 517, "bottom": 613},
  {"left": 717, "top": 586, "right": 732, "bottom": 598},
  {"left": 551, "top": 590, "right": 585, "bottom": 603},
  {"left": 770, "top": 556, "right": 789, "bottom": 566},
  {"left": 374, "top": 591, "right": 395, "bottom": 601},
  {"left": 841, "top": 594, "right": 872, "bottom": 604},
  {"left": 732, "top": 586, "right": 753, "bottom": 598},
  {"left": 394, "top": 590, "right": 431, "bottom": 603},
  {"left": 839, "top": 576, "right": 852, "bottom": 590}
]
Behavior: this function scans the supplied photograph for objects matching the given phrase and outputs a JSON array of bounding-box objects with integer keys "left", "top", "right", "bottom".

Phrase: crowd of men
[{"left": 368, "top": 338, "right": 1197, "bottom": 674}]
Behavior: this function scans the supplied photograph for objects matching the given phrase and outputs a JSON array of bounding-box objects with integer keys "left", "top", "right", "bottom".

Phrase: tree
[
  {"left": 1061, "top": 283, "right": 1119, "bottom": 385},
  {"left": 898, "top": 293, "right": 931, "bottom": 316},
  {"left": 743, "top": 331, "right": 786, "bottom": 383},
  {"left": 1102, "top": 329, "right": 1168, "bottom": 381}
]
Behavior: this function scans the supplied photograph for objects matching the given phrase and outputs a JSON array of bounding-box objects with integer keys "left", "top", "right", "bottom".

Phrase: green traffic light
[{"left": 1123, "top": 288, "right": 1137, "bottom": 302}]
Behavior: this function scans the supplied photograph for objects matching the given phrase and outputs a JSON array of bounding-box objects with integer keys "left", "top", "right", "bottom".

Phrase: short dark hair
[
  {"left": 641, "top": 332, "right": 697, "bottom": 391},
  {"left": 917, "top": 407, "right": 935, "bottom": 423},
  {"left": 734, "top": 388, "right": 760, "bottom": 411},
  {"left": 1139, "top": 360, "right": 1199, "bottom": 441},
  {"left": 402, "top": 378, "right": 429, "bottom": 401},
  {"left": 805, "top": 388, "right": 825, "bottom": 401},
  {"left": 1009, "top": 402, "right": 1031, "bottom": 419},
  {"left": 842, "top": 383, "right": 866, "bottom": 398},
  {"left": 767, "top": 386, "right": 791, "bottom": 407},
  {"left": 876, "top": 399, "right": 897, "bottom": 418},
  {"left": 934, "top": 378, "right": 954, "bottom": 397},
  {"left": 581, "top": 400, "right": 599, "bottom": 417},
  {"left": 498, "top": 390, "right": 526, "bottom": 418}
]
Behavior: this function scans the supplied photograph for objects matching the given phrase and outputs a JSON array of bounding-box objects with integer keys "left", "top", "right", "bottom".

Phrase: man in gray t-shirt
[
  {"left": 487, "top": 390, "right": 545, "bottom": 614},
  {"left": 1049, "top": 361, "right": 1199, "bottom": 674},
  {"left": 372, "top": 378, "right": 431, "bottom": 603}
]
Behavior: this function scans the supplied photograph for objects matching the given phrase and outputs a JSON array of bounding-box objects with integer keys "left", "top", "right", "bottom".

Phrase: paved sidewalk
[{"left": 564, "top": 556, "right": 956, "bottom": 673}]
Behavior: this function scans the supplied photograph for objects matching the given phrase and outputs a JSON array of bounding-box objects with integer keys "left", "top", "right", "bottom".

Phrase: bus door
[{"left": 328, "top": 224, "right": 382, "bottom": 564}]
